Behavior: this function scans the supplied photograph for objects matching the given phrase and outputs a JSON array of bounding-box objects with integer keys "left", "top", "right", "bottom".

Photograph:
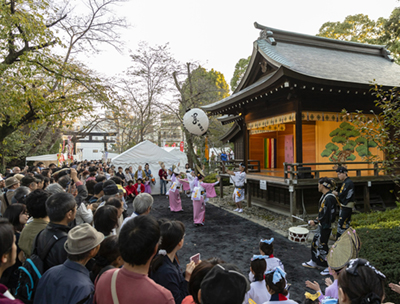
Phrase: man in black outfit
[
  {"left": 333, "top": 166, "right": 355, "bottom": 240},
  {"left": 302, "top": 177, "right": 337, "bottom": 276}
]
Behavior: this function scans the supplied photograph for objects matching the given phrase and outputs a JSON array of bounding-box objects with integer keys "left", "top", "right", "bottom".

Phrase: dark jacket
[
  {"left": 317, "top": 191, "right": 337, "bottom": 230},
  {"left": 338, "top": 177, "right": 355, "bottom": 207},
  {"left": 150, "top": 255, "right": 188, "bottom": 304},
  {"left": 35, "top": 222, "right": 69, "bottom": 271}
]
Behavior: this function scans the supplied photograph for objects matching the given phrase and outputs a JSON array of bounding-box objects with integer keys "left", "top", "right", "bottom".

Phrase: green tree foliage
[
  {"left": 321, "top": 122, "right": 376, "bottom": 162},
  {"left": 230, "top": 56, "right": 251, "bottom": 92},
  {"left": 0, "top": 0, "right": 125, "bottom": 166},
  {"left": 170, "top": 63, "right": 231, "bottom": 168},
  {"left": 317, "top": 8, "right": 400, "bottom": 63},
  {"left": 345, "top": 85, "right": 400, "bottom": 200}
]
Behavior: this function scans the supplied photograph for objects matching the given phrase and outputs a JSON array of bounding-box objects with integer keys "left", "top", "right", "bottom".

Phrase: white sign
[{"left": 260, "top": 180, "right": 267, "bottom": 190}]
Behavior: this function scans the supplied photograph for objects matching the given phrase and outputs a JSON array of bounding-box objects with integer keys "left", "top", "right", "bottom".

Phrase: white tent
[
  {"left": 111, "top": 141, "right": 180, "bottom": 195},
  {"left": 161, "top": 147, "right": 188, "bottom": 167},
  {"left": 25, "top": 154, "right": 74, "bottom": 167}
]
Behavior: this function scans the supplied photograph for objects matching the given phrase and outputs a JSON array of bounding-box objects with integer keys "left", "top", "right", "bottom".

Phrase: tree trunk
[{"left": 185, "top": 130, "right": 200, "bottom": 169}]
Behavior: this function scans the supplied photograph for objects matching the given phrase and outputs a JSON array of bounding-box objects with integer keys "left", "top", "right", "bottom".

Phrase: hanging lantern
[{"left": 182, "top": 108, "right": 209, "bottom": 136}]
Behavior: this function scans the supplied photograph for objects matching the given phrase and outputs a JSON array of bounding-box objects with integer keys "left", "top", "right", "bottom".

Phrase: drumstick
[{"left": 291, "top": 215, "right": 306, "bottom": 222}]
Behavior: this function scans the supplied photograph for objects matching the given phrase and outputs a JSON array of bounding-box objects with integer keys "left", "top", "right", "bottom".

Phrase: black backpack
[{"left": 15, "top": 229, "right": 67, "bottom": 303}]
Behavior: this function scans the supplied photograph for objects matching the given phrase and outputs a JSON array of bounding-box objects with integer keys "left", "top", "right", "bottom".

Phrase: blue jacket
[{"left": 33, "top": 259, "right": 93, "bottom": 304}]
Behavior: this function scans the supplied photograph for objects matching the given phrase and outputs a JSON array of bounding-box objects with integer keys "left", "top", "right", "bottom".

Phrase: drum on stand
[{"left": 288, "top": 226, "right": 309, "bottom": 243}]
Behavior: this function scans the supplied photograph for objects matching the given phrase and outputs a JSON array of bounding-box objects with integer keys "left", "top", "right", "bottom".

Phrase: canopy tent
[
  {"left": 25, "top": 154, "right": 67, "bottom": 167},
  {"left": 161, "top": 147, "right": 188, "bottom": 168},
  {"left": 111, "top": 140, "right": 180, "bottom": 195}
]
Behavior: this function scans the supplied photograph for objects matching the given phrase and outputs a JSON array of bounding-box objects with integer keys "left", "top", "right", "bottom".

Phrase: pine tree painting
[{"left": 321, "top": 122, "right": 377, "bottom": 162}]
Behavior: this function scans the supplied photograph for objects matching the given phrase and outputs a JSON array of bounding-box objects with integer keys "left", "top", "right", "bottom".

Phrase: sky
[{"left": 84, "top": 0, "right": 399, "bottom": 88}]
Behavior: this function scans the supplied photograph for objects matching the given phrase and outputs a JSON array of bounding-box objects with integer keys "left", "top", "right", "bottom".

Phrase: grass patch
[{"left": 352, "top": 208, "right": 400, "bottom": 303}]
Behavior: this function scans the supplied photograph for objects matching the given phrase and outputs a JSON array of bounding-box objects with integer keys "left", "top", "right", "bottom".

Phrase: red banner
[
  {"left": 171, "top": 143, "right": 176, "bottom": 147},
  {"left": 180, "top": 141, "right": 184, "bottom": 152}
]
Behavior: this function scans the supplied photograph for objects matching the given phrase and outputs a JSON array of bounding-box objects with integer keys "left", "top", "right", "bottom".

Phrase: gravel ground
[{"left": 137, "top": 193, "right": 332, "bottom": 304}]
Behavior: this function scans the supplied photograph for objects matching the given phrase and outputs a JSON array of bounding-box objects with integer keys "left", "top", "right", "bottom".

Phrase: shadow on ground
[{"left": 132, "top": 194, "right": 328, "bottom": 303}]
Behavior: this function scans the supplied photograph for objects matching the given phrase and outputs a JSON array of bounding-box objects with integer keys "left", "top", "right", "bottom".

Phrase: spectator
[
  {"left": 199, "top": 263, "right": 250, "bottom": 304},
  {"left": 11, "top": 186, "right": 30, "bottom": 205},
  {"left": 0, "top": 176, "right": 5, "bottom": 195},
  {"left": 124, "top": 168, "right": 133, "bottom": 184},
  {"left": 150, "top": 220, "right": 195, "bottom": 304},
  {"left": 1, "top": 177, "right": 20, "bottom": 215},
  {"left": 124, "top": 180, "right": 135, "bottom": 203},
  {"left": 85, "top": 180, "right": 97, "bottom": 202},
  {"left": 158, "top": 164, "right": 168, "bottom": 195},
  {"left": 95, "top": 174, "right": 106, "bottom": 183},
  {"left": 94, "top": 215, "right": 174, "bottom": 304},
  {"left": 34, "top": 175, "right": 45, "bottom": 190},
  {"left": 34, "top": 193, "right": 76, "bottom": 271},
  {"left": 121, "top": 193, "right": 153, "bottom": 229},
  {"left": 18, "top": 190, "right": 51, "bottom": 258},
  {"left": 94, "top": 205, "right": 118, "bottom": 237},
  {"left": 0, "top": 218, "right": 24, "bottom": 303},
  {"left": 2, "top": 204, "right": 29, "bottom": 289},
  {"left": 134, "top": 165, "right": 145, "bottom": 181},
  {"left": 182, "top": 258, "right": 223, "bottom": 304},
  {"left": 105, "top": 197, "right": 124, "bottom": 234},
  {"left": 12, "top": 167, "right": 21, "bottom": 174},
  {"left": 115, "top": 167, "right": 125, "bottom": 184},
  {"left": 105, "top": 168, "right": 114, "bottom": 180},
  {"left": 338, "top": 258, "right": 386, "bottom": 304},
  {"left": 88, "top": 182, "right": 103, "bottom": 204},
  {"left": 86, "top": 172, "right": 96, "bottom": 182},
  {"left": 220, "top": 151, "right": 228, "bottom": 163},
  {"left": 90, "top": 235, "right": 123, "bottom": 283},
  {"left": 133, "top": 178, "right": 145, "bottom": 196},
  {"left": 45, "top": 183, "right": 64, "bottom": 195},
  {"left": 34, "top": 224, "right": 103, "bottom": 304},
  {"left": 21, "top": 176, "right": 38, "bottom": 192}
]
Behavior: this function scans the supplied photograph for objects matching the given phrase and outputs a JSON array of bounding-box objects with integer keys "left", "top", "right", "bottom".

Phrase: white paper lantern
[{"left": 182, "top": 108, "right": 209, "bottom": 136}]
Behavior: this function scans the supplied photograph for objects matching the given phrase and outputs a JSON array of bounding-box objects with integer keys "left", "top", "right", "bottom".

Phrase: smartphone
[{"left": 190, "top": 253, "right": 200, "bottom": 264}]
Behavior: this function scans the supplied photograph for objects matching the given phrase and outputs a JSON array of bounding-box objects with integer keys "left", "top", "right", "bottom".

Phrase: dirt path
[{"left": 144, "top": 194, "right": 327, "bottom": 303}]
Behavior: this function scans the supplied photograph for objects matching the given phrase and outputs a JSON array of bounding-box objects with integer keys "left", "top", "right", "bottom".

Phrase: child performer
[
  {"left": 243, "top": 255, "right": 271, "bottom": 304},
  {"left": 144, "top": 176, "right": 152, "bottom": 194},
  {"left": 226, "top": 163, "right": 246, "bottom": 212},
  {"left": 249, "top": 238, "right": 285, "bottom": 282},
  {"left": 180, "top": 173, "right": 219, "bottom": 226},
  {"left": 182, "top": 168, "right": 193, "bottom": 197},
  {"left": 264, "top": 267, "right": 296, "bottom": 304}
]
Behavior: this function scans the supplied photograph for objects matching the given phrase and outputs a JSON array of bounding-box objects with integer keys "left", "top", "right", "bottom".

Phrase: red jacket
[
  {"left": 133, "top": 183, "right": 145, "bottom": 195},
  {"left": 159, "top": 169, "right": 167, "bottom": 180},
  {"left": 125, "top": 185, "right": 135, "bottom": 197}
]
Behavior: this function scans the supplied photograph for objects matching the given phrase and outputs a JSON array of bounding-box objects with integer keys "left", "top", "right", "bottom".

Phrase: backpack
[{"left": 15, "top": 229, "right": 67, "bottom": 303}]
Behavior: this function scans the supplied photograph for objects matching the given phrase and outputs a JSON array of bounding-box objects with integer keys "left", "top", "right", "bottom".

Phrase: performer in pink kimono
[
  {"left": 168, "top": 167, "right": 183, "bottom": 212},
  {"left": 181, "top": 174, "right": 219, "bottom": 226}
]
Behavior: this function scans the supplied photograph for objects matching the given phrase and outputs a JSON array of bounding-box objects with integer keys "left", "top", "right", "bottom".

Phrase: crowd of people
[{"left": 0, "top": 160, "right": 398, "bottom": 304}]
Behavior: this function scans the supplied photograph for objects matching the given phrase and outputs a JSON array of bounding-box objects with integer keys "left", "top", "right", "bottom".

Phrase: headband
[
  {"left": 260, "top": 238, "right": 274, "bottom": 244},
  {"left": 266, "top": 267, "right": 286, "bottom": 284},
  {"left": 239, "top": 163, "right": 246, "bottom": 169},
  {"left": 346, "top": 258, "right": 385, "bottom": 279},
  {"left": 251, "top": 255, "right": 269, "bottom": 261},
  {"left": 304, "top": 291, "right": 321, "bottom": 301}
]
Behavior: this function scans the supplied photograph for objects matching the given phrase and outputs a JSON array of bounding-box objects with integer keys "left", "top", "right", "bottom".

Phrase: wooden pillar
[
  {"left": 289, "top": 186, "right": 296, "bottom": 222},
  {"left": 247, "top": 180, "right": 252, "bottom": 207},
  {"left": 295, "top": 99, "right": 303, "bottom": 164},
  {"left": 363, "top": 184, "right": 371, "bottom": 212},
  {"left": 243, "top": 122, "right": 249, "bottom": 172}
]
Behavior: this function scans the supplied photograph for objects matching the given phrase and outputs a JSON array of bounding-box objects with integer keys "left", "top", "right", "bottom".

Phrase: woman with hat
[{"left": 226, "top": 163, "right": 246, "bottom": 213}]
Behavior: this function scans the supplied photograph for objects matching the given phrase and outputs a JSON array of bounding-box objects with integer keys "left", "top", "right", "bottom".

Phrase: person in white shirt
[
  {"left": 243, "top": 255, "right": 270, "bottom": 304},
  {"left": 226, "top": 163, "right": 246, "bottom": 213}
]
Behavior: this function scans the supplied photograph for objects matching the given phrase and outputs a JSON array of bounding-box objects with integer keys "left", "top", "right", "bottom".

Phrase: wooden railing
[
  {"left": 216, "top": 159, "right": 261, "bottom": 173},
  {"left": 283, "top": 161, "right": 384, "bottom": 180}
]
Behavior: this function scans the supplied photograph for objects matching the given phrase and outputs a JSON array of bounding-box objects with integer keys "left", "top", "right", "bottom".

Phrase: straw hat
[
  {"left": 327, "top": 227, "right": 361, "bottom": 270},
  {"left": 195, "top": 164, "right": 205, "bottom": 177}
]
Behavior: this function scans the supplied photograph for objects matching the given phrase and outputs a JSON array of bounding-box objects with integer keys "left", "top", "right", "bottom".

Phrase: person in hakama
[{"left": 226, "top": 163, "right": 246, "bottom": 213}]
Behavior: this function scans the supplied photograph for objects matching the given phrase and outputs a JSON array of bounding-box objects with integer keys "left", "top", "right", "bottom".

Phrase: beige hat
[
  {"left": 14, "top": 174, "right": 25, "bottom": 181},
  {"left": 64, "top": 223, "right": 104, "bottom": 255},
  {"left": 5, "top": 176, "right": 19, "bottom": 188},
  {"left": 327, "top": 227, "right": 361, "bottom": 270}
]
